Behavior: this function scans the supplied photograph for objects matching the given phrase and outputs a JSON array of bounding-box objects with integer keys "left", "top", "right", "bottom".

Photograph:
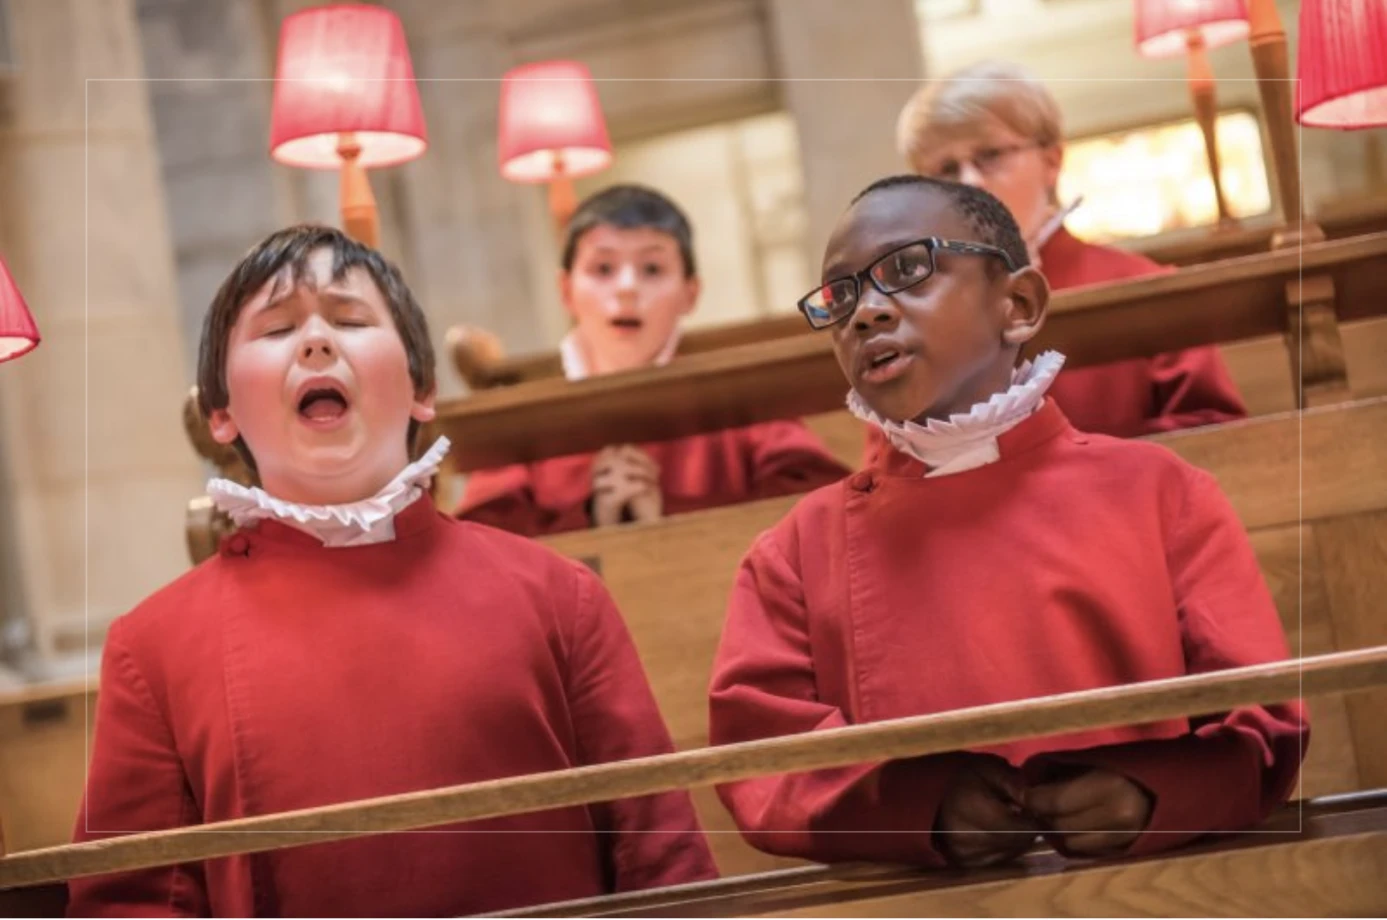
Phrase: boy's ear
[
  {"left": 1001, "top": 265, "right": 1048, "bottom": 346},
  {"left": 207, "top": 407, "right": 241, "bottom": 446},
  {"left": 411, "top": 384, "right": 437, "bottom": 424},
  {"left": 679, "top": 276, "right": 701, "bottom": 316},
  {"left": 558, "top": 269, "right": 577, "bottom": 319}
]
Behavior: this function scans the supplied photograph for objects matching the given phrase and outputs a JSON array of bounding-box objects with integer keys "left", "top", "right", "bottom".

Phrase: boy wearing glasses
[
  {"left": 892, "top": 60, "right": 1245, "bottom": 439},
  {"left": 708, "top": 176, "right": 1305, "bottom": 870},
  {"left": 458, "top": 185, "right": 849, "bottom": 535}
]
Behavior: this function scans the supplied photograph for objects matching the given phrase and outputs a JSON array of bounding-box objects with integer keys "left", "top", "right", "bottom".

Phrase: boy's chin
[{"left": 857, "top": 391, "right": 935, "bottom": 427}]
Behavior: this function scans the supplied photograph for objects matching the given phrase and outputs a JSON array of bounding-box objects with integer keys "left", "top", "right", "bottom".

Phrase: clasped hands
[
  {"left": 591, "top": 445, "right": 663, "bottom": 527},
  {"left": 935, "top": 753, "right": 1154, "bottom": 867}
]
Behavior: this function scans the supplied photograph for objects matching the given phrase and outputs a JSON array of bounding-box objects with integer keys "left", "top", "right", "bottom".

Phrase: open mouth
[
  {"left": 296, "top": 383, "right": 350, "bottom": 424},
  {"left": 610, "top": 317, "right": 643, "bottom": 331},
  {"left": 859, "top": 344, "right": 914, "bottom": 385}
]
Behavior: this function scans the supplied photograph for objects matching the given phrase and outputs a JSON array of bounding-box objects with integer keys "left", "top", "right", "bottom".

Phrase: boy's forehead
[
  {"left": 576, "top": 223, "right": 680, "bottom": 252},
  {"left": 825, "top": 185, "right": 972, "bottom": 269},
  {"left": 240, "top": 249, "right": 374, "bottom": 312}
]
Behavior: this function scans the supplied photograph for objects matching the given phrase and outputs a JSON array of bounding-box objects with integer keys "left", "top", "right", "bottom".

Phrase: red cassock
[
  {"left": 710, "top": 400, "right": 1307, "bottom": 867},
  {"left": 1040, "top": 227, "right": 1247, "bottom": 438},
  {"left": 70, "top": 499, "right": 717, "bottom": 917},
  {"left": 457, "top": 421, "right": 850, "bottom": 536}
]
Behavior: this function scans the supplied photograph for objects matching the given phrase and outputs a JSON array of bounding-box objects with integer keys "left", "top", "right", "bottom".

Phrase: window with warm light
[{"left": 1059, "top": 110, "right": 1272, "bottom": 244}]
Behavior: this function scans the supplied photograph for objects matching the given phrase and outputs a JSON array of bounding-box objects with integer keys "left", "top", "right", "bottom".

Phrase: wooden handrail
[
  {"left": 436, "top": 232, "right": 1387, "bottom": 471},
  {"left": 2, "top": 645, "right": 1384, "bottom": 890}
]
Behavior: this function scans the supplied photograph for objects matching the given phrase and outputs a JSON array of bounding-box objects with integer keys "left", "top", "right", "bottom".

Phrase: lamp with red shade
[
  {"left": 1240, "top": 0, "right": 1319, "bottom": 245},
  {"left": 1135, "top": 0, "right": 1250, "bottom": 227},
  {"left": 0, "top": 256, "right": 39, "bottom": 365},
  {"left": 269, "top": 4, "right": 428, "bottom": 248},
  {"left": 1297, "top": 0, "right": 1387, "bottom": 129},
  {"left": 497, "top": 60, "right": 613, "bottom": 232}
]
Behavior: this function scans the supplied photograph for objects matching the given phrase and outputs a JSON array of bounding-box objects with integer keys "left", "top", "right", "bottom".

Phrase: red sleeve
[
  {"left": 709, "top": 531, "right": 967, "bottom": 867},
  {"left": 744, "top": 421, "right": 851, "bottom": 500},
  {"left": 456, "top": 465, "right": 589, "bottom": 536},
  {"left": 563, "top": 565, "right": 719, "bottom": 890},
  {"left": 67, "top": 620, "right": 210, "bottom": 918},
  {"left": 660, "top": 423, "right": 850, "bottom": 518},
  {"left": 1142, "top": 347, "right": 1248, "bottom": 435},
  {"left": 1027, "top": 464, "right": 1307, "bottom": 857}
]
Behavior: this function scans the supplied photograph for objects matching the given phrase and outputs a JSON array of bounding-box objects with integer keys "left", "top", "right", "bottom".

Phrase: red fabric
[
  {"left": 457, "top": 420, "right": 850, "bottom": 537},
  {"left": 862, "top": 228, "right": 1247, "bottom": 466},
  {"left": 269, "top": 5, "right": 427, "bottom": 170},
  {"left": 1296, "top": 0, "right": 1387, "bottom": 129},
  {"left": 710, "top": 400, "right": 1306, "bottom": 867},
  {"left": 1134, "top": 0, "right": 1248, "bottom": 58},
  {"left": 0, "top": 255, "right": 40, "bottom": 363},
  {"left": 1038, "top": 228, "right": 1247, "bottom": 438},
  {"left": 498, "top": 61, "right": 612, "bottom": 182},
  {"left": 70, "top": 498, "right": 716, "bottom": 917}
]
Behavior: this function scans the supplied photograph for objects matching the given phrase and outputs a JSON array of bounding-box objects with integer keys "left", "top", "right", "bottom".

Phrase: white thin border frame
[{"left": 80, "top": 75, "right": 1308, "bottom": 839}]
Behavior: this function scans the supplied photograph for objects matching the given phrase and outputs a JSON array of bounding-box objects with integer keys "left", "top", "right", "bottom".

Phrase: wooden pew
[
  {"left": 437, "top": 233, "right": 1387, "bottom": 472},
  {"left": 540, "top": 397, "right": 1387, "bottom": 876},
  {"left": 493, "top": 793, "right": 1387, "bottom": 918},
  {"left": 8, "top": 795, "right": 1384, "bottom": 919},
  {"left": 25, "top": 407, "right": 1373, "bottom": 873},
  {"left": 0, "top": 680, "right": 90, "bottom": 855},
  {"left": 1132, "top": 195, "right": 1387, "bottom": 266},
  {"left": 448, "top": 224, "right": 1387, "bottom": 404},
  {"left": 0, "top": 649, "right": 1383, "bottom": 916}
]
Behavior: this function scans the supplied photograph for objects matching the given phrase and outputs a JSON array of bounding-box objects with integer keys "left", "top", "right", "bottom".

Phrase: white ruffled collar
[
  {"left": 559, "top": 328, "right": 682, "bottom": 381},
  {"left": 206, "top": 436, "right": 451, "bottom": 547},
  {"left": 848, "top": 351, "right": 1065, "bottom": 477}
]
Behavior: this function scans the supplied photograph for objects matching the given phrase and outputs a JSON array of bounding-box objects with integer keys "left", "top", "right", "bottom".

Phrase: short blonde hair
[{"left": 896, "top": 61, "right": 1063, "bottom": 174}]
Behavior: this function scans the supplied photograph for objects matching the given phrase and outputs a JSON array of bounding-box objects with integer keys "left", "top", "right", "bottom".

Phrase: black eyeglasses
[{"left": 797, "top": 237, "right": 1017, "bottom": 330}]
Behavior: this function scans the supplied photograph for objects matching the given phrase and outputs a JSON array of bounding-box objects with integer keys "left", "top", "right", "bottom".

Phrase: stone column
[
  {"left": 765, "top": 0, "right": 926, "bottom": 266},
  {"left": 0, "top": 0, "right": 202, "bottom": 677}
]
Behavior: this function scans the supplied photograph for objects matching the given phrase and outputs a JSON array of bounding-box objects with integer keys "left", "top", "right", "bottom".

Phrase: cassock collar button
[
  {"left": 222, "top": 534, "right": 251, "bottom": 557},
  {"left": 849, "top": 471, "right": 876, "bottom": 493}
]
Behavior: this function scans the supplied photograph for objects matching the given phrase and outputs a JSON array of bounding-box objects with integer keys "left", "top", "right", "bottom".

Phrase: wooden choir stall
[{"left": 6, "top": 18, "right": 1387, "bottom": 901}]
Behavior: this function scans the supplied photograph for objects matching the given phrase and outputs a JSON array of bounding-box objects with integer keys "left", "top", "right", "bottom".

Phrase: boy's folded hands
[
  {"left": 1025, "top": 763, "right": 1154, "bottom": 858},
  {"left": 592, "top": 445, "right": 663, "bottom": 527},
  {"left": 934, "top": 752, "right": 1154, "bottom": 867}
]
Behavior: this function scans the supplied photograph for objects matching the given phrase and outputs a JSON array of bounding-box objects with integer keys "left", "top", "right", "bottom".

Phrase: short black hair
[
  {"left": 197, "top": 224, "right": 435, "bottom": 472},
  {"left": 561, "top": 184, "right": 697, "bottom": 278},
  {"left": 851, "top": 174, "right": 1029, "bottom": 270}
]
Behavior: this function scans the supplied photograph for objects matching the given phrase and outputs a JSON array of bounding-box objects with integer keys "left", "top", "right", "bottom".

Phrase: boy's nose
[
  {"left": 851, "top": 290, "right": 901, "bottom": 331},
  {"left": 615, "top": 264, "right": 638, "bottom": 291},
  {"left": 299, "top": 324, "right": 335, "bottom": 363}
]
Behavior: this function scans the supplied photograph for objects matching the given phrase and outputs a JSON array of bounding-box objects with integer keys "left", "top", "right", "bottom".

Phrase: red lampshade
[
  {"left": 1135, "top": 0, "right": 1250, "bottom": 57},
  {"left": 269, "top": 4, "right": 427, "bottom": 169},
  {"left": 1297, "top": 0, "right": 1387, "bottom": 128},
  {"left": 0, "top": 257, "right": 39, "bottom": 363},
  {"left": 498, "top": 61, "right": 612, "bottom": 183}
]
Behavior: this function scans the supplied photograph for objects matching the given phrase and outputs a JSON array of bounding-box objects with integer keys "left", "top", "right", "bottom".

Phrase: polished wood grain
[
  {"left": 493, "top": 794, "right": 1387, "bottom": 918},
  {"left": 437, "top": 234, "right": 1387, "bottom": 471},
  {"left": 1, "top": 648, "right": 1382, "bottom": 891}
]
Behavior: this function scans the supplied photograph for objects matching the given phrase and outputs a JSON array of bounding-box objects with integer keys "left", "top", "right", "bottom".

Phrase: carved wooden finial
[{"left": 446, "top": 324, "right": 507, "bottom": 391}]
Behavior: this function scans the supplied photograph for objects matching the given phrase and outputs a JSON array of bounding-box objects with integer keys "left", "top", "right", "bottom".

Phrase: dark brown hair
[
  {"left": 196, "top": 225, "right": 436, "bottom": 470},
  {"left": 561, "top": 184, "right": 697, "bottom": 278}
]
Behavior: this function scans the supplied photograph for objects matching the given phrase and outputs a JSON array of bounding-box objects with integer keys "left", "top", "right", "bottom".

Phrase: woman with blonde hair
[{"left": 893, "top": 61, "right": 1245, "bottom": 438}]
